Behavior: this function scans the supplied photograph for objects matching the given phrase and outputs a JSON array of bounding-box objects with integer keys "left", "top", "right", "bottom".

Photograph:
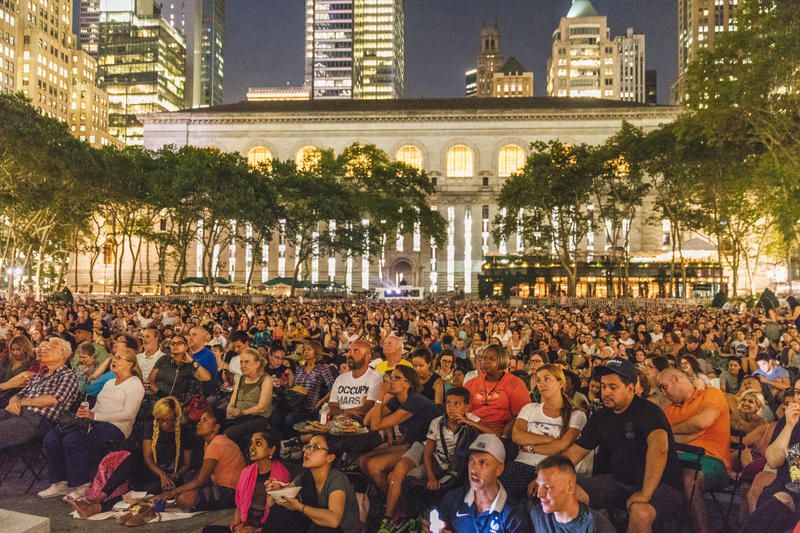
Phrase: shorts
[
  {"left": 194, "top": 484, "right": 236, "bottom": 511},
  {"left": 403, "top": 441, "right": 425, "bottom": 467},
  {"left": 677, "top": 452, "right": 727, "bottom": 492},
  {"left": 579, "top": 474, "right": 683, "bottom": 522}
]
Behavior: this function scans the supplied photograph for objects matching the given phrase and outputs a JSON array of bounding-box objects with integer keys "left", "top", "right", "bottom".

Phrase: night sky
[{"left": 74, "top": 0, "right": 678, "bottom": 104}]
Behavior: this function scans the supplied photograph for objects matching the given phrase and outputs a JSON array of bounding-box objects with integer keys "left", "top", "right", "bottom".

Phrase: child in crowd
[{"left": 73, "top": 342, "right": 97, "bottom": 394}]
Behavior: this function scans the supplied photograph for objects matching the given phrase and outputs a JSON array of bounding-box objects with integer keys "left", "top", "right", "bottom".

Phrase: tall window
[
  {"left": 295, "top": 146, "right": 321, "bottom": 171},
  {"left": 446, "top": 144, "right": 474, "bottom": 177},
  {"left": 396, "top": 145, "right": 423, "bottom": 170},
  {"left": 498, "top": 145, "right": 525, "bottom": 177},
  {"left": 247, "top": 146, "right": 272, "bottom": 168}
]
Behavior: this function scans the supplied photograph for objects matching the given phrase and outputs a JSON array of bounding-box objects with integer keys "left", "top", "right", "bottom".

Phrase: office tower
[
  {"left": 645, "top": 69, "right": 657, "bottom": 104},
  {"left": 475, "top": 21, "right": 503, "bottom": 97},
  {"left": 161, "top": 0, "right": 225, "bottom": 108},
  {"left": 615, "top": 27, "right": 646, "bottom": 103},
  {"left": 0, "top": 0, "right": 16, "bottom": 95},
  {"left": 492, "top": 57, "right": 533, "bottom": 97},
  {"left": 305, "top": 0, "right": 404, "bottom": 100},
  {"left": 69, "top": 49, "right": 115, "bottom": 146},
  {"left": 246, "top": 86, "right": 311, "bottom": 102},
  {"left": 14, "top": 0, "right": 75, "bottom": 120},
  {"left": 547, "top": 0, "right": 618, "bottom": 99},
  {"left": 97, "top": 0, "right": 185, "bottom": 144},
  {"left": 79, "top": 0, "right": 101, "bottom": 57},
  {"left": 465, "top": 69, "right": 477, "bottom": 97},
  {"left": 673, "top": 0, "right": 738, "bottom": 103}
]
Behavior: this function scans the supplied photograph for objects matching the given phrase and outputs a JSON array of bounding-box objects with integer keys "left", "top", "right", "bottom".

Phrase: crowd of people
[{"left": 2, "top": 295, "right": 800, "bottom": 532}]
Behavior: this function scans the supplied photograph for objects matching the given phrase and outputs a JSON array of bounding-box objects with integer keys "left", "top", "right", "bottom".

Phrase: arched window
[
  {"left": 247, "top": 146, "right": 272, "bottom": 168},
  {"left": 498, "top": 145, "right": 525, "bottom": 177},
  {"left": 446, "top": 144, "right": 474, "bottom": 177},
  {"left": 396, "top": 145, "right": 423, "bottom": 170},
  {"left": 295, "top": 146, "right": 321, "bottom": 171}
]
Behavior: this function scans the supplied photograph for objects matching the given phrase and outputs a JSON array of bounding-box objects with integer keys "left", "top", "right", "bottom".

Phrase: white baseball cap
[{"left": 468, "top": 434, "right": 506, "bottom": 463}]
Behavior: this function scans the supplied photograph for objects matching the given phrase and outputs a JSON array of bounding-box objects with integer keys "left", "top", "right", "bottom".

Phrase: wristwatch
[{"left": 192, "top": 361, "right": 200, "bottom": 369}]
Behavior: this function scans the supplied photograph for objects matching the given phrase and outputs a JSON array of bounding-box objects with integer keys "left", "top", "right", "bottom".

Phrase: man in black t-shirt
[{"left": 561, "top": 358, "right": 683, "bottom": 533}]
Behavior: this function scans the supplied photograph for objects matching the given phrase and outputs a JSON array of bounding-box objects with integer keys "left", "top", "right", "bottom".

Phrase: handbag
[
  {"left": 183, "top": 394, "right": 210, "bottom": 423},
  {"left": 56, "top": 411, "right": 92, "bottom": 434}
]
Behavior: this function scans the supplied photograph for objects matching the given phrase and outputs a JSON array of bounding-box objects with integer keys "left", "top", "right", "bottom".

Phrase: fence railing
[
  {"left": 509, "top": 297, "right": 712, "bottom": 309},
  {"left": 74, "top": 293, "right": 272, "bottom": 305}
]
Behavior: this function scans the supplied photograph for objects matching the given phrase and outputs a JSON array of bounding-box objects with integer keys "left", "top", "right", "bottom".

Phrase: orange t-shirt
[
  {"left": 464, "top": 372, "right": 531, "bottom": 435},
  {"left": 205, "top": 434, "right": 246, "bottom": 489},
  {"left": 665, "top": 387, "right": 731, "bottom": 470}
]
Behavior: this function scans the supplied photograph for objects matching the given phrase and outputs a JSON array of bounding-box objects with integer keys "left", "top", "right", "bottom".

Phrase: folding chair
[
  {"left": 0, "top": 438, "right": 47, "bottom": 494},
  {"left": 707, "top": 428, "right": 747, "bottom": 532}
]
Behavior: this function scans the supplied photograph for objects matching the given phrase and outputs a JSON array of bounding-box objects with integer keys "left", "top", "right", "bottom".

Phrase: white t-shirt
[
  {"left": 514, "top": 402, "right": 587, "bottom": 467},
  {"left": 425, "top": 413, "right": 481, "bottom": 471},
  {"left": 329, "top": 368, "right": 383, "bottom": 410},
  {"left": 93, "top": 376, "right": 145, "bottom": 438},
  {"left": 228, "top": 355, "right": 242, "bottom": 378},
  {"left": 137, "top": 349, "right": 165, "bottom": 381}
]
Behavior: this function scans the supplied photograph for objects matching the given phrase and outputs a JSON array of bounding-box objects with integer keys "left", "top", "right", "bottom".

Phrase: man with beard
[{"left": 329, "top": 339, "right": 383, "bottom": 420}]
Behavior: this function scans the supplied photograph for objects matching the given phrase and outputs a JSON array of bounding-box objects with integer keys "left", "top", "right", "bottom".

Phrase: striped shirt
[
  {"left": 19, "top": 365, "right": 79, "bottom": 421},
  {"left": 295, "top": 364, "right": 336, "bottom": 409}
]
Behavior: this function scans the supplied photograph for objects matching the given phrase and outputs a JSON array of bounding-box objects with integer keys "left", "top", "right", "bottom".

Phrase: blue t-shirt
[
  {"left": 439, "top": 484, "right": 532, "bottom": 533},
  {"left": 192, "top": 347, "right": 219, "bottom": 381},
  {"left": 754, "top": 365, "right": 789, "bottom": 382},
  {"left": 530, "top": 502, "right": 616, "bottom": 533}
]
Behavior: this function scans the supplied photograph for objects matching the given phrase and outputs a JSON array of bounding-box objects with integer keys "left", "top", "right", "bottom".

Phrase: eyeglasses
[
  {"left": 303, "top": 443, "right": 329, "bottom": 453},
  {"left": 171, "top": 340, "right": 186, "bottom": 346}
]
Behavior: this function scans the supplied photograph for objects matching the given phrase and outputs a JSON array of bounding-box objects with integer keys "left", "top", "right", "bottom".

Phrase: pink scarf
[{"left": 234, "top": 460, "right": 291, "bottom": 525}]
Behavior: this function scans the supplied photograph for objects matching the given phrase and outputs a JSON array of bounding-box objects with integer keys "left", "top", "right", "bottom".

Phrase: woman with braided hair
[{"left": 69, "top": 396, "right": 195, "bottom": 518}]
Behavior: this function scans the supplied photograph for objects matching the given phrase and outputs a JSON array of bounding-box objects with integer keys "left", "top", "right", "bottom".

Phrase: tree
[
  {"left": 494, "top": 141, "right": 596, "bottom": 296},
  {"left": 591, "top": 122, "right": 650, "bottom": 296}
]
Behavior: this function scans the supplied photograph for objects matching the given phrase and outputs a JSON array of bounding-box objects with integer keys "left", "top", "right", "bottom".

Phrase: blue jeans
[{"left": 43, "top": 421, "right": 125, "bottom": 487}]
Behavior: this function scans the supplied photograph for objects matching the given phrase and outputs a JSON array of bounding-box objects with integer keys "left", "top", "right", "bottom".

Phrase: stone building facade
[{"left": 69, "top": 97, "right": 686, "bottom": 294}]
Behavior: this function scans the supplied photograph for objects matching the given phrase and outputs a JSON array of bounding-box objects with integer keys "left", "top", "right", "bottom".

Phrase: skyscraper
[
  {"left": 475, "top": 21, "right": 503, "bottom": 97},
  {"left": 546, "top": 0, "right": 618, "bottom": 100},
  {"left": 673, "top": 0, "right": 738, "bottom": 103},
  {"left": 615, "top": 28, "right": 646, "bottom": 103},
  {"left": 161, "top": 0, "right": 225, "bottom": 108},
  {"left": 645, "top": 69, "right": 657, "bottom": 104},
  {"left": 79, "top": 0, "right": 102, "bottom": 57},
  {"left": 96, "top": 0, "right": 185, "bottom": 144},
  {"left": 0, "top": 0, "right": 17, "bottom": 95},
  {"left": 465, "top": 69, "right": 477, "bottom": 97},
  {"left": 305, "top": 0, "right": 404, "bottom": 100}
]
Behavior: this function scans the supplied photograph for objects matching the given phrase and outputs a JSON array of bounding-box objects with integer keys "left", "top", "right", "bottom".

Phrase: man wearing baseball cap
[
  {"left": 560, "top": 358, "right": 683, "bottom": 533},
  {"left": 435, "top": 433, "right": 531, "bottom": 532}
]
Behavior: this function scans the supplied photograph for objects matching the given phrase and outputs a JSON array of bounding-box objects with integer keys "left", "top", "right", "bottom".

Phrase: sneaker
[
  {"left": 37, "top": 482, "right": 70, "bottom": 499},
  {"left": 63, "top": 482, "right": 90, "bottom": 502},
  {"left": 376, "top": 517, "right": 393, "bottom": 533}
]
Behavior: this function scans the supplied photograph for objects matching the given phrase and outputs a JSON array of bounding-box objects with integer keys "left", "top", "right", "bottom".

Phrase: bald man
[
  {"left": 188, "top": 326, "right": 219, "bottom": 394},
  {"left": 658, "top": 368, "right": 730, "bottom": 533},
  {"left": 373, "top": 333, "right": 412, "bottom": 375}
]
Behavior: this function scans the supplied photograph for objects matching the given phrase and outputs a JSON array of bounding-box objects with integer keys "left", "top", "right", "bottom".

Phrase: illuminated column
[
  {"left": 447, "top": 206, "right": 455, "bottom": 292},
  {"left": 464, "top": 206, "right": 472, "bottom": 293},
  {"left": 481, "top": 205, "right": 490, "bottom": 256},
  {"left": 212, "top": 244, "right": 220, "bottom": 278},
  {"left": 278, "top": 219, "right": 286, "bottom": 277},
  {"left": 195, "top": 219, "right": 204, "bottom": 277},
  {"left": 498, "top": 208, "right": 508, "bottom": 255},
  {"left": 516, "top": 209, "right": 524, "bottom": 253},
  {"left": 361, "top": 219, "right": 370, "bottom": 290},
  {"left": 429, "top": 206, "right": 438, "bottom": 292},
  {"left": 245, "top": 223, "right": 252, "bottom": 284},
  {"left": 328, "top": 220, "right": 337, "bottom": 282},
  {"left": 311, "top": 228, "right": 319, "bottom": 284},
  {"left": 295, "top": 234, "right": 303, "bottom": 280},
  {"left": 228, "top": 220, "right": 236, "bottom": 281},
  {"left": 586, "top": 204, "right": 595, "bottom": 260},
  {"left": 261, "top": 242, "right": 269, "bottom": 283},
  {"left": 396, "top": 223, "right": 404, "bottom": 252}
]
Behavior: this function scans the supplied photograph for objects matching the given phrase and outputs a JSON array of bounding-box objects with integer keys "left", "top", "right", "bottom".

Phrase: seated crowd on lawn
[{"left": 1, "top": 295, "right": 800, "bottom": 532}]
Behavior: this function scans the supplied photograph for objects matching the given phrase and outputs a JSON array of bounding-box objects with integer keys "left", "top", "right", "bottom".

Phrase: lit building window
[
  {"left": 247, "top": 146, "right": 272, "bottom": 168},
  {"left": 396, "top": 145, "right": 422, "bottom": 170},
  {"left": 498, "top": 145, "right": 525, "bottom": 177},
  {"left": 446, "top": 144, "right": 474, "bottom": 177},
  {"left": 295, "top": 146, "right": 321, "bottom": 171}
]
